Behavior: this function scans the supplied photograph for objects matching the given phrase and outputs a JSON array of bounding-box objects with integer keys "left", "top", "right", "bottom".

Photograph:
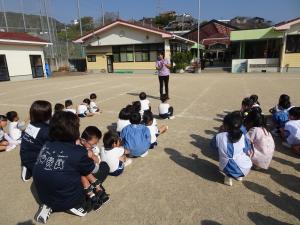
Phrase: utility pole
[
  {"left": 1, "top": 0, "right": 8, "bottom": 31},
  {"left": 197, "top": 0, "right": 201, "bottom": 73},
  {"left": 101, "top": 0, "right": 104, "bottom": 25},
  {"left": 77, "top": 0, "right": 84, "bottom": 57},
  {"left": 65, "top": 25, "right": 70, "bottom": 60},
  {"left": 43, "top": 0, "right": 55, "bottom": 67},
  {"left": 20, "top": 0, "right": 27, "bottom": 32}
]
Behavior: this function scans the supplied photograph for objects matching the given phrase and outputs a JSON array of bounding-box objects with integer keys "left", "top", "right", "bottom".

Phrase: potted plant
[{"left": 172, "top": 51, "right": 192, "bottom": 73}]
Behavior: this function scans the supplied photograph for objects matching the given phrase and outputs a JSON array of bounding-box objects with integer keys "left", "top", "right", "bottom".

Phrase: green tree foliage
[
  {"left": 154, "top": 14, "right": 176, "bottom": 28},
  {"left": 172, "top": 51, "right": 193, "bottom": 70}
]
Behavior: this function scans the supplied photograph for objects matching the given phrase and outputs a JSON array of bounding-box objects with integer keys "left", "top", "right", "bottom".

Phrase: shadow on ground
[
  {"left": 247, "top": 212, "right": 293, "bottom": 225},
  {"left": 16, "top": 220, "right": 36, "bottom": 225},
  {"left": 164, "top": 148, "right": 223, "bottom": 183},
  {"left": 201, "top": 220, "right": 222, "bottom": 225},
  {"left": 127, "top": 92, "right": 160, "bottom": 100},
  {"left": 243, "top": 181, "right": 300, "bottom": 220},
  {"left": 190, "top": 134, "right": 218, "bottom": 161}
]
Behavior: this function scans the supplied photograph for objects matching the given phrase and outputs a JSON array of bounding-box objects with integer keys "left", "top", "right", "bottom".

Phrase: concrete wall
[
  {"left": 0, "top": 44, "right": 46, "bottom": 80},
  {"left": 281, "top": 53, "right": 300, "bottom": 72}
]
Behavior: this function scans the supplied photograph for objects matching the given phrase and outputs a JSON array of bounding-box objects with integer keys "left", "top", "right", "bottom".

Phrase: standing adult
[{"left": 156, "top": 52, "right": 171, "bottom": 99}]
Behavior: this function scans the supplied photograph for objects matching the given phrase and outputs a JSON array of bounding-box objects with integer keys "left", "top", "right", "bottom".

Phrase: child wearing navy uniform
[{"left": 20, "top": 100, "right": 52, "bottom": 182}]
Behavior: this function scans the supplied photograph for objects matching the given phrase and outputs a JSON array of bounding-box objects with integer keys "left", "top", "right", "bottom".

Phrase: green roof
[
  {"left": 191, "top": 43, "right": 205, "bottom": 50},
  {"left": 230, "top": 27, "right": 283, "bottom": 41}
]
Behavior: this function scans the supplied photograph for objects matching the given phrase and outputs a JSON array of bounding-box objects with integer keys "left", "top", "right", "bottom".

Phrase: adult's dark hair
[
  {"left": 119, "top": 108, "right": 131, "bottom": 120},
  {"left": 30, "top": 100, "right": 52, "bottom": 123},
  {"left": 49, "top": 111, "right": 80, "bottom": 142},
  {"left": 244, "top": 110, "right": 266, "bottom": 129},
  {"left": 130, "top": 112, "right": 141, "bottom": 124},
  {"left": 160, "top": 94, "right": 168, "bottom": 103},
  {"left": 90, "top": 93, "right": 97, "bottom": 100},
  {"left": 289, "top": 107, "right": 300, "bottom": 120},
  {"left": 81, "top": 126, "right": 102, "bottom": 141},
  {"left": 159, "top": 52, "right": 165, "bottom": 58},
  {"left": 223, "top": 112, "right": 243, "bottom": 143},
  {"left": 54, "top": 103, "right": 64, "bottom": 113},
  {"left": 143, "top": 111, "right": 153, "bottom": 124},
  {"left": 6, "top": 111, "right": 18, "bottom": 122},
  {"left": 139, "top": 92, "right": 147, "bottom": 100},
  {"left": 103, "top": 130, "right": 119, "bottom": 149},
  {"left": 278, "top": 94, "right": 291, "bottom": 109},
  {"left": 83, "top": 98, "right": 91, "bottom": 105},
  {"left": 132, "top": 101, "right": 141, "bottom": 113},
  {"left": 65, "top": 99, "right": 73, "bottom": 107}
]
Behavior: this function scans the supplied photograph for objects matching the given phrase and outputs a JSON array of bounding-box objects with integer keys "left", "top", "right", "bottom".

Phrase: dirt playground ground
[{"left": 0, "top": 73, "right": 299, "bottom": 225}]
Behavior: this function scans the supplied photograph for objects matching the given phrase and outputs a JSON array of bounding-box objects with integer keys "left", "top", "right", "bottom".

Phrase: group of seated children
[
  {"left": 12, "top": 91, "right": 173, "bottom": 223},
  {"left": 53, "top": 93, "right": 100, "bottom": 117}
]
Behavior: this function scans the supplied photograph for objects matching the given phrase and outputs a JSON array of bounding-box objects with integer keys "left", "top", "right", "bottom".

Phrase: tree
[{"left": 154, "top": 14, "right": 176, "bottom": 28}]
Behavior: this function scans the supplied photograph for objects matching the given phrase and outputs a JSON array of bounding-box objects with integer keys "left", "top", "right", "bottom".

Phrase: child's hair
[
  {"left": 132, "top": 101, "right": 141, "bottom": 113},
  {"left": 130, "top": 112, "right": 141, "bottom": 124},
  {"left": 278, "top": 94, "right": 291, "bottom": 109},
  {"left": 49, "top": 111, "right": 80, "bottom": 142},
  {"left": 242, "top": 97, "right": 254, "bottom": 109},
  {"left": 81, "top": 126, "right": 102, "bottom": 141},
  {"left": 30, "top": 100, "right": 52, "bottom": 123},
  {"left": 119, "top": 108, "right": 131, "bottom": 120},
  {"left": 244, "top": 110, "right": 266, "bottom": 129},
  {"left": 83, "top": 98, "right": 91, "bottom": 105},
  {"left": 90, "top": 93, "right": 97, "bottom": 100},
  {"left": 223, "top": 111, "right": 243, "bottom": 143},
  {"left": 54, "top": 103, "right": 64, "bottom": 113},
  {"left": 143, "top": 111, "right": 153, "bottom": 125},
  {"left": 6, "top": 111, "right": 18, "bottom": 122},
  {"left": 0, "top": 115, "right": 7, "bottom": 121},
  {"left": 125, "top": 104, "right": 134, "bottom": 113},
  {"left": 139, "top": 92, "right": 147, "bottom": 100},
  {"left": 103, "top": 130, "right": 119, "bottom": 149},
  {"left": 160, "top": 94, "right": 168, "bottom": 103},
  {"left": 250, "top": 94, "right": 259, "bottom": 105},
  {"left": 289, "top": 107, "right": 300, "bottom": 120},
  {"left": 65, "top": 99, "right": 73, "bottom": 108}
]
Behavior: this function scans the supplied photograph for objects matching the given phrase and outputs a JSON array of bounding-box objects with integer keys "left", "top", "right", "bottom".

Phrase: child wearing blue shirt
[
  {"left": 121, "top": 112, "right": 151, "bottom": 157},
  {"left": 20, "top": 100, "right": 52, "bottom": 182}
]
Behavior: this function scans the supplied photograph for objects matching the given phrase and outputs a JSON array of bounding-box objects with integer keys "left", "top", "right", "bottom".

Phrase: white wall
[
  {"left": 0, "top": 44, "right": 46, "bottom": 79},
  {"left": 88, "top": 25, "right": 164, "bottom": 46}
]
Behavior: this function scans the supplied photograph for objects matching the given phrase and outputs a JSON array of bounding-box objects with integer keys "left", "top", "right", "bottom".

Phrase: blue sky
[{"left": 3, "top": 0, "right": 300, "bottom": 24}]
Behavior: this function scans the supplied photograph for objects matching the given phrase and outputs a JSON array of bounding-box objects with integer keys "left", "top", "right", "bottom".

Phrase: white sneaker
[
  {"left": 35, "top": 204, "right": 52, "bottom": 224},
  {"left": 6, "top": 144, "right": 16, "bottom": 152},
  {"left": 68, "top": 207, "right": 87, "bottom": 217},
  {"left": 169, "top": 116, "right": 175, "bottom": 120},
  {"left": 21, "top": 166, "right": 32, "bottom": 182},
  {"left": 140, "top": 151, "right": 149, "bottom": 158},
  {"left": 282, "top": 142, "right": 291, "bottom": 148},
  {"left": 124, "top": 158, "right": 132, "bottom": 167},
  {"left": 236, "top": 177, "right": 243, "bottom": 181},
  {"left": 224, "top": 176, "right": 233, "bottom": 186}
]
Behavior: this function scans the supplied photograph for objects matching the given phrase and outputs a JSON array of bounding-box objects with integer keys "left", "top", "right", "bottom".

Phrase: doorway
[
  {"left": 106, "top": 55, "right": 114, "bottom": 73},
  {"left": 0, "top": 55, "right": 10, "bottom": 81},
  {"left": 30, "top": 55, "right": 44, "bottom": 78}
]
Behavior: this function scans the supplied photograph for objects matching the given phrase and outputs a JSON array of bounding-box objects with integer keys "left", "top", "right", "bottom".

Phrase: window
[
  {"left": 244, "top": 39, "right": 280, "bottom": 59},
  {"left": 286, "top": 35, "right": 300, "bottom": 53},
  {"left": 87, "top": 55, "right": 96, "bottom": 62},
  {"left": 113, "top": 44, "right": 164, "bottom": 62}
]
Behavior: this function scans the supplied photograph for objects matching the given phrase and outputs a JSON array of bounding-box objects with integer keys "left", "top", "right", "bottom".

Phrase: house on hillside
[
  {"left": 73, "top": 20, "right": 196, "bottom": 74},
  {"left": 0, "top": 32, "right": 51, "bottom": 81},
  {"left": 182, "top": 20, "right": 238, "bottom": 67},
  {"left": 230, "top": 16, "right": 300, "bottom": 73}
]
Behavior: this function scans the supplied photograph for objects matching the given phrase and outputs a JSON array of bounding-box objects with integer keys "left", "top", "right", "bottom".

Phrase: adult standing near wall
[{"left": 156, "top": 52, "right": 171, "bottom": 99}]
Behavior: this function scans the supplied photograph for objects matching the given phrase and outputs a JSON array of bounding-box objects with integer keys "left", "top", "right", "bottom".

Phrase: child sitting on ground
[
  {"left": 249, "top": 94, "right": 262, "bottom": 114},
  {"left": 77, "top": 98, "right": 94, "bottom": 118},
  {"left": 64, "top": 99, "right": 77, "bottom": 114},
  {"left": 281, "top": 107, "right": 300, "bottom": 155},
  {"left": 143, "top": 111, "right": 168, "bottom": 149},
  {"left": 269, "top": 94, "right": 293, "bottom": 134},
  {"left": 159, "top": 94, "right": 174, "bottom": 119},
  {"left": 241, "top": 97, "right": 254, "bottom": 118},
  {"left": 121, "top": 112, "right": 151, "bottom": 157},
  {"left": 132, "top": 101, "right": 143, "bottom": 118},
  {"left": 90, "top": 93, "right": 100, "bottom": 113},
  {"left": 139, "top": 92, "right": 151, "bottom": 112},
  {"left": 0, "top": 115, "right": 17, "bottom": 152},
  {"left": 216, "top": 111, "right": 252, "bottom": 186},
  {"left": 33, "top": 111, "right": 110, "bottom": 223},
  {"left": 81, "top": 126, "right": 102, "bottom": 158},
  {"left": 116, "top": 107, "right": 131, "bottom": 133},
  {"left": 244, "top": 110, "right": 275, "bottom": 169},
  {"left": 6, "top": 111, "right": 27, "bottom": 144},
  {"left": 54, "top": 103, "right": 65, "bottom": 114},
  {"left": 100, "top": 130, "right": 132, "bottom": 176},
  {"left": 20, "top": 100, "right": 52, "bottom": 181}
]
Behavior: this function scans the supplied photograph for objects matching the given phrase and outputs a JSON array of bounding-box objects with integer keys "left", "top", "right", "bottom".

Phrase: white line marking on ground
[{"left": 0, "top": 103, "right": 28, "bottom": 108}]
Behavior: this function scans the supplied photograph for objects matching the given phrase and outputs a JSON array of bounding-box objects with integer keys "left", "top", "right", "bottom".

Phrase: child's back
[
  {"left": 159, "top": 102, "right": 169, "bottom": 115},
  {"left": 285, "top": 119, "right": 300, "bottom": 146},
  {"left": 100, "top": 146, "right": 124, "bottom": 173}
]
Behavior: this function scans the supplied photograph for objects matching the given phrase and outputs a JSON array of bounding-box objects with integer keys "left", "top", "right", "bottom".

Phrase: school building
[
  {"left": 230, "top": 17, "right": 300, "bottom": 73},
  {"left": 74, "top": 20, "right": 196, "bottom": 74},
  {"left": 0, "top": 32, "right": 51, "bottom": 81}
]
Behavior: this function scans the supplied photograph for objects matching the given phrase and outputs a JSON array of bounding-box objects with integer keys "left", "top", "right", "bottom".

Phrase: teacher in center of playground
[{"left": 156, "top": 52, "right": 171, "bottom": 99}]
